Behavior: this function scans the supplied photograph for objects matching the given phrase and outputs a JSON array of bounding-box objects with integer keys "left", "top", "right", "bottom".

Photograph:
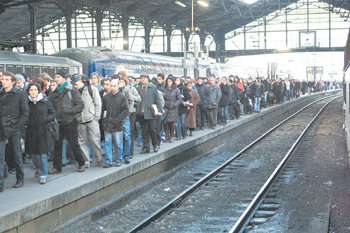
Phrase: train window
[
  {"left": 41, "top": 67, "right": 48, "bottom": 74},
  {"left": 0, "top": 64, "right": 4, "bottom": 72},
  {"left": 6, "top": 65, "right": 15, "bottom": 73},
  {"left": 33, "top": 66, "right": 40, "bottom": 77},
  {"left": 25, "top": 66, "right": 32, "bottom": 78},
  {"left": 128, "top": 59, "right": 137, "bottom": 66},
  {"left": 15, "top": 66, "right": 23, "bottom": 74},
  {"left": 49, "top": 67, "right": 55, "bottom": 78},
  {"left": 63, "top": 67, "right": 69, "bottom": 75}
]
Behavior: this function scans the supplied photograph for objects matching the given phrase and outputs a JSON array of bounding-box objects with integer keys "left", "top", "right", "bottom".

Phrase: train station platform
[{"left": 0, "top": 90, "right": 340, "bottom": 233}]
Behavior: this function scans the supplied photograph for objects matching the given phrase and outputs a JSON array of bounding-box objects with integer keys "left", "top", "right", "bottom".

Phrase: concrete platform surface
[{"left": 0, "top": 90, "right": 339, "bottom": 233}]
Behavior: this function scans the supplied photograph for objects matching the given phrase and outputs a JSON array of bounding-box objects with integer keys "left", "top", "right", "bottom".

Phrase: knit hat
[{"left": 55, "top": 70, "right": 67, "bottom": 79}]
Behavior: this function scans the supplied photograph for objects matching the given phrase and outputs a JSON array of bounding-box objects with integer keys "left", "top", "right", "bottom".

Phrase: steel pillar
[
  {"left": 28, "top": 3, "right": 37, "bottom": 53},
  {"left": 144, "top": 20, "right": 152, "bottom": 53},
  {"left": 215, "top": 32, "right": 225, "bottom": 63},
  {"left": 121, "top": 15, "right": 129, "bottom": 50}
]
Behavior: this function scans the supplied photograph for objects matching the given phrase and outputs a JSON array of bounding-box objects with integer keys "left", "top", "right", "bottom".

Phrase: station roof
[{"left": 0, "top": 0, "right": 349, "bottom": 47}]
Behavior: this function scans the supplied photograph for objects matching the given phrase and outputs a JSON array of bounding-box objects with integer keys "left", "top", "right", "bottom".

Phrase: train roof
[
  {"left": 0, "top": 50, "right": 81, "bottom": 66},
  {"left": 54, "top": 47, "right": 183, "bottom": 64}
]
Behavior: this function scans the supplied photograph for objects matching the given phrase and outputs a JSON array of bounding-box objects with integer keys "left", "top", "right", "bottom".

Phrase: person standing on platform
[
  {"left": 206, "top": 76, "right": 221, "bottom": 130},
  {"left": 90, "top": 72, "right": 103, "bottom": 92},
  {"left": 195, "top": 78, "right": 208, "bottom": 130},
  {"left": 163, "top": 76, "right": 181, "bottom": 143},
  {"left": 0, "top": 72, "right": 28, "bottom": 190},
  {"left": 185, "top": 81, "right": 200, "bottom": 136},
  {"left": 25, "top": 82, "right": 56, "bottom": 184},
  {"left": 72, "top": 75, "right": 103, "bottom": 168},
  {"left": 102, "top": 78, "right": 129, "bottom": 167},
  {"left": 49, "top": 70, "right": 86, "bottom": 174},
  {"left": 136, "top": 75, "right": 163, "bottom": 153}
]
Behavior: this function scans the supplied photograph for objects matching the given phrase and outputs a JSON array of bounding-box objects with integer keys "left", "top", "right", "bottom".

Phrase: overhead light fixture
[
  {"left": 240, "top": 0, "right": 259, "bottom": 4},
  {"left": 175, "top": 0, "right": 186, "bottom": 7},
  {"left": 197, "top": 0, "right": 209, "bottom": 7}
]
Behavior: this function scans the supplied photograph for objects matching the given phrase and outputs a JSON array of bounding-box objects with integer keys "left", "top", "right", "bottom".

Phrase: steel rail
[
  {"left": 127, "top": 94, "right": 340, "bottom": 233},
  {"left": 229, "top": 95, "right": 341, "bottom": 233}
]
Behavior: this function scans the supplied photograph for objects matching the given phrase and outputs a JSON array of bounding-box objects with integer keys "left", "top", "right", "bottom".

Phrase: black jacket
[
  {"left": 230, "top": 83, "right": 240, "bottom": 103},
  {"left": 102, "top": 91, "right": 129, "bottom": 132},
  {"left": 219, "top": 84, "right": 231, "bottom": 106},
  {"left": 0, "top": 87, "right": 29, "bottom": 139},
  {"left": 195, "top": 83, "right": 208, "bottom": 107},
  {"left": 50, "top": 83, "right": 84, "bottom": 125},
  {"left": 25, "top": 96, "right": 56, "bottom": 154}
]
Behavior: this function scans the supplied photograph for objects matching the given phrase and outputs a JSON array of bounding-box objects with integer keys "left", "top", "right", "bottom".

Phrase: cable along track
[{"left": 128, "top": 95, "right": 341, "bottom": 233}]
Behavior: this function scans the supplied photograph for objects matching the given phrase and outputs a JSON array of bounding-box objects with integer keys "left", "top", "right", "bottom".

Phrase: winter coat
[
  {"left": 136, "top": 83, "right": 163, "bottom": 120},
  {"left": 25, "top": 95, "right": 55, "bottom": 155},
  {"left": 185, "top": 89, "right": 200, "bottom": 129},
  {"left": 177, "top": 84, "right": 192, "bottom": 115},
  {"left": 121, "top": 84, "right": 141, "bottom": 114},
  {"left": 77, "top": 85, "right": 102, "bottom": 123},
  {"left": 102, "top": 91, "right": 129, "bottom": 132},
  {"left": 207, "top": 84, "right": 221, "bottom": 109},
  {"left": 50, "top": 82, "right": 84, "bottom": 125},
  {"left": 230, "top": 83, "right": 240, "bottom": 103},
  {"left": 195, "top": 83, "right": 208, "bottom": 107},
  {"left": 219, "top": 84, "right": 231, "bottom": 106},
  {"left": 0, "top": 87, "right": 29, "bottom": 139},
  {"left": 163, "top": 85, "right": 181, "bottom": 123}
]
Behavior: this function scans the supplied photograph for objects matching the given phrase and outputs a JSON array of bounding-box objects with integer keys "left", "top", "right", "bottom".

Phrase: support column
[
  {"left": 199, "top": 31, "right": 206, "bottom": 52},
  {"left": 329, "top": 3, "right": 331, "bottom": 48},
  {"left": 28, "top": 3, "right": 37, "bottom": 53},
  {"left": 65, "top": 11, "right": 73, "bottom": 48},
  {"left": 121, "top": 15, "right": 129, "bottom": 50},
  {"left": 95, "top": 8, "right": 103, "bottom": 47},
  {"left": 244, "top": 26, "right": 246, "bottom": 50},
  {"left": 184, "top": 32, "right": 190, "bottom": 52},
  {"left": 285, "top": 9, "right": 288, "bottom": 48},
  {"left": 214, "top": 32, "right": 225, "bottom": 63},
  {"left": 264, "top": 16, "right": 267, "bottom": 50},
  {"left": 164, "top": 24, "right": 172, "bottom": 55},
  {"left": 144, "top": 20, "right": 152, "bottom": 53},
  {"left": 58, "top": 20, "right": 61, "bottom": 50},
  {"left": 75, "top": 15, "right": 78, "bottom": 47}
]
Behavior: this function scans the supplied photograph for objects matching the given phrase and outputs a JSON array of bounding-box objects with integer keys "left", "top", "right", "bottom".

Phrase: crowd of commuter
[{"left": 0, "top": 67, "right": 342, "bottom": 192}]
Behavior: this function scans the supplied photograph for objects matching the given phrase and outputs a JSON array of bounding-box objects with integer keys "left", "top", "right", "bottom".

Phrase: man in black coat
[
  {"left": 49, "top": 70, "right": 86, "bottom": 174},
  {"left": 0, "top": 72, "right": 29, "bottom": 191},
  {"left": 136, "top": 75, "right": 163, "bottom": 153}
]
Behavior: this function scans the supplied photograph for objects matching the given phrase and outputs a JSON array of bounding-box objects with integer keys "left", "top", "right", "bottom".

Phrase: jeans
[
  {"left": 122, "top": 117, "right": 131, "bottom": 157},
  {"left": 32, "top": 154, "right": 48, "bottom": 179},
  {"left": 62, "top": 138, "right": 69, "bottom": 164},
  {"left": 285, "top": 89, "right": 291, "bottom": 101},
  {"left": 104, "top": 131, "right": 124, "bottom": 164},
  {"left": 241, "top": 104, "right": 244, "bottom": 115},
  {"left": 254, "top": 97, "right": 261, "bottom": 112},
  {"left": 129, "top": 112, "right": 136, "bottom": 157},
  {"left": 196, "top": 105, "right": 206, "bottom": 128},
  {"left": 218, "top": 105, "right": 229, "bottom": 123},
  {"left": 207, "top": 108, "right": 218, "bottom": 127},
  {"left": 176, "top": 112, "right": 187, "bottom": 138},
  {"left": 8, "top": 131, "right": 24, "bottom": 182}
]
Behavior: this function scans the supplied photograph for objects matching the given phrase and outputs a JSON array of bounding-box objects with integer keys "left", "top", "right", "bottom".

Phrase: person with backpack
[
  {"left": 72, "top": 74, "right": 103, "bottom": 168},
  {"left": 49, "top": 70, "right": 86, "bottom": 174}
]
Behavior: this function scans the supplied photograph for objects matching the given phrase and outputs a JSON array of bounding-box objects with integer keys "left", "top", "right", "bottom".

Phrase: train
[
  {"left": 0, "top": 50, "right": 82, "bottom": 78},
  {"left": 0, "top": 47, "right": 261, "bottom": 80}
]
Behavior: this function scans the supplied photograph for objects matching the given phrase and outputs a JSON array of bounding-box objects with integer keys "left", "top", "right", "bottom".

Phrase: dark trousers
[
  {"left": 164, "top": 122, "right": 175, "bottom": 140},
  {"left": 137, "top": 115, "right": 157, "bottom": 150},
  {"left": 196, "top": 105, "right": 206, "bottom": 128},
  {"left": 54, "top": 119, "right": 85, "bottom": 171},
  {"left": 129, "top": 112, "right": 136, "bottom": 157},
  {"left": 1, "top": 131, "right": 23, "bottom": 184},
  {"left": 156, "top": 115, "right": 163, "bottom": 146},
  {"left": 207, "top": 108, "right": 218, "bottom": 127}
]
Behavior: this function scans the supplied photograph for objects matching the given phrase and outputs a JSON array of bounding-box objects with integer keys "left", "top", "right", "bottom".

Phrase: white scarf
[{"left": 29, "top": 92, "right": 44, "bottom": 104}]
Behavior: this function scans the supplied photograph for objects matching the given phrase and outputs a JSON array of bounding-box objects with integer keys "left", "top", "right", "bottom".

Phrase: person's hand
[{"left": 158, "top": 112, "right": 163, "bottom": 116}]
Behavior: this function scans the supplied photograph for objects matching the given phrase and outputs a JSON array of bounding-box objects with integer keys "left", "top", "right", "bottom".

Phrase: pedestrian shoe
[
  {"left": 39, "top": 177, "right": 47, "bottom": 185},
  {"left": 13, "top": 180, "right": 23, "bottom": 188},
  {"left": 153, "top": 146, "right": 159, "bottom": 153},
  {"left": 85, "top": 161, "right": 90, "bottom": 168},
  {"left": 48, "top": 168, "right": 61, "bottom": 174},
  {"left": 115, "top": 160, "right": 122, "bottom": 167},
  {"left": 97, "top": 160, "right": 103, "bottom": 167},
  {"left": 124, "top": 158, "right": 131, "bottom": 164},
  {"left": 77, "top": 166, "right": 85, "bottom": 172},
  {"left": 103, "top": 163, "right": 113, "bottom": 168},
  {"left": 141, "top": 148, "right": 150, "bottom": 154}
]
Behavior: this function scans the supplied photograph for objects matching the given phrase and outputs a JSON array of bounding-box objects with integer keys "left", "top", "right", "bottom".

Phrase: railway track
[{"left": 127, "top": 95, "right": 341, "bottom": 233}]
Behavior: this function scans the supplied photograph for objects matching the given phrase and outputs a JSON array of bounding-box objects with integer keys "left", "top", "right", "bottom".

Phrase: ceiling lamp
[
  {"left": 175, "top": 0, "right": 186, "bottom": 7},
  {"left": 197, "top": 0, "right": 209, "bottom": 7}
]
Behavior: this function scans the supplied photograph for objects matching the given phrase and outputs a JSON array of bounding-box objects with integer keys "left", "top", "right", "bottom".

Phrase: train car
[
  {"left": 210, "top": 62, "right": 261, "bottom": 78},
  {"left": 0, "top": 51, "right": 82, "bottom": 78},
  {"left": 53, "top": 47, "right": 186, "bottom": 78}
]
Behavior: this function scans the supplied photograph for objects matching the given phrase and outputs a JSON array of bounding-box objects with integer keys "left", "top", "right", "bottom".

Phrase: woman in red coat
[{"left": 185, "top": 82, "right": 200, "bottom": 136}]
